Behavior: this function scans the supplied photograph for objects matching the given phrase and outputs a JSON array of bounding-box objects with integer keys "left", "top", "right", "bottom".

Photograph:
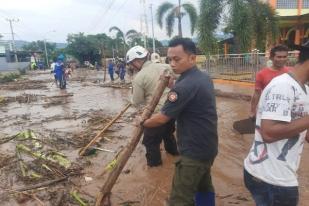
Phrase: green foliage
[
  {"left": 227, "top": 0, "right": 253, "bottom": 52},
  {"left": 198, "top": 0, "right": 279, "bottom": 54},
  {"left": 22, "top": 40, "right": 57, "bottom": 64},
  {"left": 156, "top": 1, "right": 197, "bottom": 37},
  {"left": 65, "top": 33, "right": 114, "bottom": 64},
  {"left": 182, "top": 3, "right": 198, "bottom": 35},
  {"left": 109, "top": 27, "right": 140, "bottom": 57},
  {"left": 0, "top": 72, "right": 21, "bottom": 83},
  {"left": 198, "top": 0, "right": 222, "bottom": 55}
]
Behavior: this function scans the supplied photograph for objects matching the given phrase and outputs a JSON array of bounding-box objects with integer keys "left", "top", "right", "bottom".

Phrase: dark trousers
[
  {"left": 169, "top": 156, "right": 215, "bottom": 206},
  {"left": 244, "top": 169, "right": 299, "bottom": 206},
  {"left": 142, "top": 120, "right": 178, "bottom": 166},
  {"left": 109, "top": 72, "right": 114, "bottom": 81}
]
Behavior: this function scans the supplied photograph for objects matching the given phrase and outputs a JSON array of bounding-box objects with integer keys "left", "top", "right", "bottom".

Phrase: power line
[
  {"left": 88, "top": 0, "right": 116, "bottom": 31},
  {"left": 99, "top": 0, "right": 129, "bottom": 32}
]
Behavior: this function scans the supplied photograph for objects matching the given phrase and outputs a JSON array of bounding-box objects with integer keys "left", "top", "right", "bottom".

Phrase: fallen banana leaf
[
  {"left": 16, "top": 144, "right": 71, "bottom": 169},
  {"left": 16, "top": 130, "right": 37, "bottom": 140},
  {"left": 16, "top": 150, "right": 43, "bottom": 179},
  {"left": 105, "top": 158, "right": 117, "bottom": 172},
  {"left": 0, "top": 96, "right": 4, "bottom": 103},
  {"left": 29, "top": 172, "right": 42, "bottom": 179},
  {"left": 15, "top": 130, "right": 43, "bottom": 149},
  {"left": 42, "top": 164, "right": 53, "bottom": 172},
  {"left": 70, "top": 190, "right": 88, "bottom": 206}
]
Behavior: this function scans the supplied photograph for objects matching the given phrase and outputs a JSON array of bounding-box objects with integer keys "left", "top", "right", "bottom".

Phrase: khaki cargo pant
[{"left": 168, "top": 156, "right": 214, "bottom": 206}]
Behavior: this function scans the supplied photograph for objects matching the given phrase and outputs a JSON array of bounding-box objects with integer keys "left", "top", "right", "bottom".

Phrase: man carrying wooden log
[
  {"left": 142, "top": 38, "right": 218, "bottom": 206},
  {"left": 126, "top": 45, "right": 179, "bottom": 167}
]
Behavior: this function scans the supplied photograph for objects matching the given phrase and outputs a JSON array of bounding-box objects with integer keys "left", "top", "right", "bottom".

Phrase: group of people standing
[
  {"left": 125, "top": 38, "right": 309, "bottom": 206},
  {"left": 107, "top": 59, "right": 126, "bottom": 82}
]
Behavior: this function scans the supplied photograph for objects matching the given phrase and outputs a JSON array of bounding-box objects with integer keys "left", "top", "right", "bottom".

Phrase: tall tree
[
  {"left": 66, "top": 33, "right": 114, "bottom": 64},
  {"left": 198, "top": 0, "right": 222, "bottom": 55},
  {"left": 198, "top": 0, "right": 279, "bottom": 53},
  {"left": 156, "top": 0, "right": 197, "bottom": 37},
  {"left": 109, "top": 27, "right": 142, "bottom": 56},
  {"left": 22, "top": 40, "right": 57, "bottom": 64}
]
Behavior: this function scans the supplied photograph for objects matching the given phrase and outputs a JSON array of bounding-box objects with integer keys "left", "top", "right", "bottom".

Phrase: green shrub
[{"left": 0, "top": 72, "right": 21, "bottom": 83}]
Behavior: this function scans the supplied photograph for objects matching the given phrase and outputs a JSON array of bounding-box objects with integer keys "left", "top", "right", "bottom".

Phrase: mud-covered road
[{"left": 0, "top": 69, "right": 308, "bottom": 206}]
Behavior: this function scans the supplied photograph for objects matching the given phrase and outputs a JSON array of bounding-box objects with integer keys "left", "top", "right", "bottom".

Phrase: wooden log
[
  {"left": 79, "top": 103, "right": 131, "bottom": 156},
  {"left": 95, "top": 72, "right": 171, "bottom": 206},
  {"left": 13, "top": 176, "right": 68, "bottom": 192}
]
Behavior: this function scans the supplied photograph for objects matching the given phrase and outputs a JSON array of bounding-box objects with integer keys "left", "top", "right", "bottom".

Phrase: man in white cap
[{"left": 126, "top": 45, "right": 179, "bottom": 167}]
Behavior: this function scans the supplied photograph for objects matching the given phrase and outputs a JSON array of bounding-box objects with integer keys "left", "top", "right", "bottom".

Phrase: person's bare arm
[
  {"left": 250, "top": 89, "right": 261, "bottom": 117},
  {"left": 261, "top": 117, "right": 309, "bottom": 143},
  {"left": 143, "top": 113, "right": 171, "bottom": 128}
]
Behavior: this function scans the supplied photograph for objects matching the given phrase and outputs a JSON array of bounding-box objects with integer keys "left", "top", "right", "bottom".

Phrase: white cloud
[{"left": 0, "top": 0, "right": 199, "bottom": 43}]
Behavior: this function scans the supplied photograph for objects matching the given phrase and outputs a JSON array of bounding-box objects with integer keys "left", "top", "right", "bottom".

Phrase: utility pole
[
  {"left": 43, "top": 39, "right": 49, "bottom": 68},
  {"left": 140, "top": 0, "right": 148, "bottom": 48},
  {"left": 150, "top": 4, "right": 155, "bottom": 53},
  {"left": 43, "top": 30, "right": 55, "bottom": 68},
  {"left": 6, "top": 18, "right": 19, "bottom": 62}
]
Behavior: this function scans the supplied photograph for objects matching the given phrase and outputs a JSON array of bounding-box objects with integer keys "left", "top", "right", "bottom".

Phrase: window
[
  {"left": 304, "top": 0, "right": 309, "bottom": 8},
  {"left": 277, "top": 0, "right": 297, "bottom": 9}
]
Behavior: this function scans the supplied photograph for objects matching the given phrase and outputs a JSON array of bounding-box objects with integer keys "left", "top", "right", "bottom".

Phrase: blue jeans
[{"left": 244, "top": 169, "right": 298, "bottom": 206}]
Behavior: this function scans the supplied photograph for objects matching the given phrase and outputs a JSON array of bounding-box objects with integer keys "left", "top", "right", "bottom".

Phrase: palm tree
[
  {"left": 109, "top": 26, "right": 140, "bottom": 57},
  {"left": 198, "top": 0, "right": 279, "bottom": 54},
  {"left": 156, "top": 0, "right": 197, "bottom": 37},
  {"left": 198, "top": 0, "right": 222, "bottom": 55},
  {"left": 125, "top": 29, "right": 143, "bottom": 47}
]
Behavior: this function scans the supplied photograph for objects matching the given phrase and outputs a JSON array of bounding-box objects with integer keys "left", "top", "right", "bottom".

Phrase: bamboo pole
[
  {"left": 79, "top": 103, "right": 131, "bottom": 156},
  {"left": 95, "top": 73, "right": 170, "bottom": 206}
]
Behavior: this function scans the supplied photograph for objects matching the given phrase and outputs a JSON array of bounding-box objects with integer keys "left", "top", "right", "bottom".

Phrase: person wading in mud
[
  {"left": 244, "top": 41, "right": 309, "bottom": 206},
  {"left": 142, "top": 38, "right": 218, "bottom": 206},
  {"left": 126, "top": 45, "right": 179, "bottom": 167},
  {"left": 250, "top": 45, "right": 291, "bottom": 118}
]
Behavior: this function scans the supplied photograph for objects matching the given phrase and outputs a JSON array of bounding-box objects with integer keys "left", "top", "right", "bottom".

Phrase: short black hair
[
  {"left": 270, "top": 45, "right": 289, "bottom": 58},
  {"left": 168, "top": 38, "right": 197, "bottom": 55}
]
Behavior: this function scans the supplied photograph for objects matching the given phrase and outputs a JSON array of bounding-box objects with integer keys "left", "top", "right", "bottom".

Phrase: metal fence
[{"left": 201, "top": 51, "right": 298, "bottom": 82}]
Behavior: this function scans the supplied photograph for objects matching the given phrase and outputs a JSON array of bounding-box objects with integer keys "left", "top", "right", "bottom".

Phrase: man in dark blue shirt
[{"left": 142, "top": 38, "right": 218, "bottom": 206}]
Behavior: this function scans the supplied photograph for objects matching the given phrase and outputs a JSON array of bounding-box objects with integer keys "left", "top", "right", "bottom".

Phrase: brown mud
[{"left": 0, "top": 69, "right": 308, "bottom": 206}]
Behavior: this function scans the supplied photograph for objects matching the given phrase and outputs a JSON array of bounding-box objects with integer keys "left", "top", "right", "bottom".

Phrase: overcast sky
[{"left": 0, "top": 0, "right": 199, "bottom": 43}]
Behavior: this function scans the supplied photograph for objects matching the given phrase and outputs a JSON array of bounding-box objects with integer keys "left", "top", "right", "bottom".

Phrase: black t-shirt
[{"left": 161, "top": 67, "right": 218, "bottom": 161}]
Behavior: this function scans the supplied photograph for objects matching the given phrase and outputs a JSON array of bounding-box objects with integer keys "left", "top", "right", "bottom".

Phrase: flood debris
[
  {"left": 79, "top": 103, "right": 131, "bottom": 156},
  {"left": 70, "top": 190, "right": 89, "bottom": 206},
  {"left": 0, "top": 79, "right": 49, "bottom": 90},
  {"left": 100, "top": 82, "right": 132, "bottom": 89},
  {"left": 0, "top": 129, "right": 86, "bottom": 205},
  {"left": 0, "top": 93, "right": 43, "bottom": 106}
]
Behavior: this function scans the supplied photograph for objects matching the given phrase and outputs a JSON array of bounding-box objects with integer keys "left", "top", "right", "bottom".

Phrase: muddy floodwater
[{"left": 0, "top": 69, "right": 308, "bottom": 206}]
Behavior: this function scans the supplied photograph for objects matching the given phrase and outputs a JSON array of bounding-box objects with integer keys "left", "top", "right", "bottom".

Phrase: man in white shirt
[{"left": 244, "top": 41, "right": 309, "bottom": 206}]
